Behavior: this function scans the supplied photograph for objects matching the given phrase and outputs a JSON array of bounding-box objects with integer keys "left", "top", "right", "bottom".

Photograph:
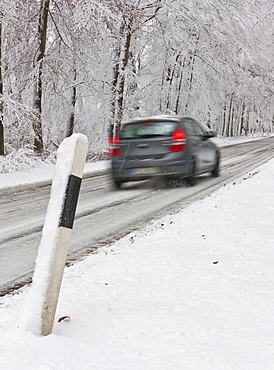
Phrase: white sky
[{"left": 0, "top": 135, "right": 273, "bottom": 369}]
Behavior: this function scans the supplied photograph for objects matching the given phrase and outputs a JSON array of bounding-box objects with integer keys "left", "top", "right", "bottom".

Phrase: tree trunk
[
  {"left": 165, "top": 53, "right": 180, "bottom": 111},
  {"left": 239, "top": 101, "right": 245, "bottom": 135},
  {"left": 175, "top": 58, "right": 185, "bottom": 115},
  {"left": 66, "top": 85, "right": 76, "bottom": 137},
  {"left": 66, "top": 67, "right": 77, "bottom": 137},
  {"left": 226, "top": 96, "right": 233, "bottom": 137},
  {"left": 184, "top": 29, "right": 199, "bottom": 114},
  {"left": 159, "top": 50, "right": 169, "bottom": 111},
  {"left": 222, "top": 101, "right": 227, "bottom": 136},
  {"left": 109, "top": 19, "right": 132, "bottom": 138},
  {"left": 184, "top": 50, "right": 197, "bottom": 114},
  {"left": 32, "top": 0, "right": 50, "bottom": 153},
  {"left": 165, "top": 52, "right": 184, "bottom": 113},
  {"left": 230, "top": 104, "right": 235, "bottom": 137},
  {"left": 245, "top": 108, "right": 250, "bottom": 136},
  {"left": 0, "top": 19, "right": 4, "bottom": 155},
  {"left": 109, "top": 31, "right": 122, "bottom": 138}
]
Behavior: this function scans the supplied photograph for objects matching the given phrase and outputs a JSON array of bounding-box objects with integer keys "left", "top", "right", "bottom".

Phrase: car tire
[
  {"left": 186, "top": 157, "right": 196, "bottom": 186},
  {"left": 113, "top": 180, "right": 123, "bottom": 189},
  {"left": 212, "top": 152, "right": 220, "bottom": 178}
]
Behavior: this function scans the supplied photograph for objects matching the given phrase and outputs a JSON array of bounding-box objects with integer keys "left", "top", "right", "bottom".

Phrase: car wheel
[
  {"left": 186, "top": 157, "right": 196, "bottom": 186},
  {"left": 212, "top": 152, "right": 220, "bottom": 178},
  {"left": 113, "top": 180, "right": 123, "bottom": 189}
]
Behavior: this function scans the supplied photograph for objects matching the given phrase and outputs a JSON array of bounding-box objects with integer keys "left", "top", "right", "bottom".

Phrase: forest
[{"left": 0, "top": 0, "right": 273, "bottom": 164}]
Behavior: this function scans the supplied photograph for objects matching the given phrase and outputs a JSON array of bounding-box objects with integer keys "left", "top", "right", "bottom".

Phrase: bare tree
[
  {"left": 32, "top": 0, "right": 50, "bottom": 153},
  {"left": 109, "top": 18, "right": 133, "bottom": 138},
  {"left": 66, "top": 67, "right": 77, "bottom": 137},
  {"left": 108, "top": 0, "right": 164, "bottom": 138},
  {"left": 0, "top": 16, "right": 4, "bottom": 155}
]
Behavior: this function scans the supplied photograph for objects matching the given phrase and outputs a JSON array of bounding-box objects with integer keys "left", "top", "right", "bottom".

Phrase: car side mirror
[{"left": 204, "top": 131, "right": 216, "bottom": 139}]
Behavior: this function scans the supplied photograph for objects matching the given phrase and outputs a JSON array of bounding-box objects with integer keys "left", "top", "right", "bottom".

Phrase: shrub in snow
[{"left": 0, "top": 147, "right": 56, "bottom": 173}]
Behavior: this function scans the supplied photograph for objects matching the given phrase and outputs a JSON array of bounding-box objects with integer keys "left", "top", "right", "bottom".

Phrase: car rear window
[{"left": 120, "top": 121, "right": 177, "bottom": 139}]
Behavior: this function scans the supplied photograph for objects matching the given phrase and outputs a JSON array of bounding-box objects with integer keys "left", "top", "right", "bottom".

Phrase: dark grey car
[{"left": 109, "top": 116, "right": 220, "bottom": 189}]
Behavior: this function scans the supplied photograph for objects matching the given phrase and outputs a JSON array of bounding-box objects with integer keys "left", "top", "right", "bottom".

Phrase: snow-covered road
[{"left": 0, "top": 137, "right": 274, "bottom": 294}]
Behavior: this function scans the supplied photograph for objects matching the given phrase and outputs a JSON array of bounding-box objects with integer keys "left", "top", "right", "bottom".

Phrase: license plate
[{"left": 127, "top": 167, "right": 158, "bottom": 175}]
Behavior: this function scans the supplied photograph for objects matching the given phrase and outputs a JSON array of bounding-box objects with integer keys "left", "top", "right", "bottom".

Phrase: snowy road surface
[{"left": 0, "top": 137, "right": 274, "bottom": 294}]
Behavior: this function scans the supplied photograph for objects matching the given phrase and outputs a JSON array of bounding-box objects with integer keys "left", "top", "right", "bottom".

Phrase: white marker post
[{"left": 16, "top": 134, "right": 88, "bottom": 336}]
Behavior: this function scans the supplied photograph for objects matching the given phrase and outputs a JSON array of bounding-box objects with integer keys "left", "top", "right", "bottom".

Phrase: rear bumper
[{"left": 111, "top": 158, "right": 188, "bottom": 182}]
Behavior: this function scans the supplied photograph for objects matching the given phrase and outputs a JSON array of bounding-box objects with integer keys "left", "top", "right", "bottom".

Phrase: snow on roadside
[
  {"left": 0, "top": 153, "right": 273, "bottom": 368},
  {"left": 0, "top": 160, "right": 110, "bottom": 190}
]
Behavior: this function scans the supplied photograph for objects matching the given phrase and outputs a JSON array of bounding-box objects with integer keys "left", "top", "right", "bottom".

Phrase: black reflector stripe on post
[{"left": 59, "top": 174, "right": 82, "bottom": 229}]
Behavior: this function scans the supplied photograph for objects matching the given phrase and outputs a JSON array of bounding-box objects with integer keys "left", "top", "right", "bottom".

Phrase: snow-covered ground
[
  {"left": 0, "top": 159, "right": 110, "bottom": 190},
  {"left": 0, "top": 136, "right": 274, "bottom": 369}
]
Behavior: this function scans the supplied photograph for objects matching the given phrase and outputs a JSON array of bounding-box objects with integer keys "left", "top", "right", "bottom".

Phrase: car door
[
  {"left": 182, "top": 119, "right": 205, "bottom": 173},
  {"left": 191, "top": 120, "right": 216, "bottom": 171}
]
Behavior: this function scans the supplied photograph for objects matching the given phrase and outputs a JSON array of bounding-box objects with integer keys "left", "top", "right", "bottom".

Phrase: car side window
[
  {"left": 191, "top": 121, "right": 205, "bottom": 137},
  {"left": 182, "top": 121, "right": 196, "bottom": 135}
]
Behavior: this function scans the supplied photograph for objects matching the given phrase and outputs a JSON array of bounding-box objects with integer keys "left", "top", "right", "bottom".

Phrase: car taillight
[
  {"left": 109, "top": 137, "right": 122, "bottom": 156},
  {"left": 168, "top": 129, "right": 186, "bottom": 152}
]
